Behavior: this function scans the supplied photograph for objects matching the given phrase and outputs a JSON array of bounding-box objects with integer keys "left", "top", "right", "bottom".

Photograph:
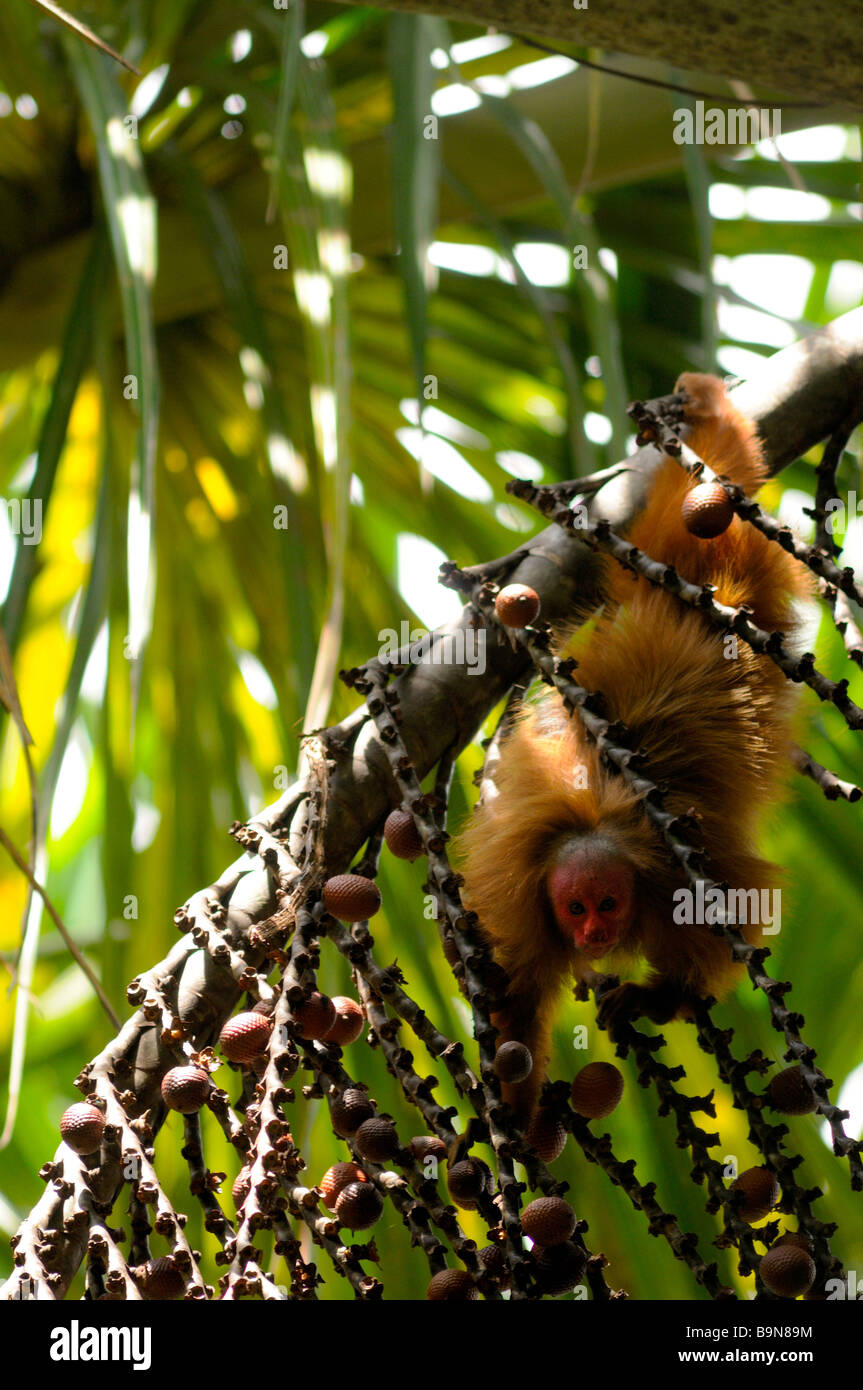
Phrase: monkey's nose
[{"left": 578, "top": 926, "right": 616, "bottom": 957}]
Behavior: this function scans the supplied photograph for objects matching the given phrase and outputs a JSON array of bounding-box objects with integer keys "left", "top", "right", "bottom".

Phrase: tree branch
[{"left": 334, "top": 0, "right": 863, "bottom": 108}]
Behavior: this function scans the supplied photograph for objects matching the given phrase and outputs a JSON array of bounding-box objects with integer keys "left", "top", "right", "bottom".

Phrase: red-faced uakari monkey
[{"left": 459, "top": 374, "right": 809, "bottom": 1121}]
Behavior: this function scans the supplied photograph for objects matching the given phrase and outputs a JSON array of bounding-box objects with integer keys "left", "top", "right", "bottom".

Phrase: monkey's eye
[
  {"left": 568, "top": 901, "right": 586, "bottom": 916},
  {"left": 598, "top": 897, "right": 616, "bottom": 912}
]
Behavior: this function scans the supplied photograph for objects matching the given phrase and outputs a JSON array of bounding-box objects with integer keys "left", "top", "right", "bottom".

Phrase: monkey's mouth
[{"left": 575, "top": 932, "right": 617, "bottom": 959}]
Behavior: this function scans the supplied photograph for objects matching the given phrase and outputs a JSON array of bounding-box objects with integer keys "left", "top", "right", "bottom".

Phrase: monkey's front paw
[
  {"left": 674, "top": 372, "right": 726, "bottom": 422},
  {"left": 596, "top": 981, "right": 650, "bottom": 1039},
  {"left": 574, "top": 967, "right": 614, "bottom": 1003},
  {"left": 597, "top": 979, "right": 687, "bottom": 1039}
]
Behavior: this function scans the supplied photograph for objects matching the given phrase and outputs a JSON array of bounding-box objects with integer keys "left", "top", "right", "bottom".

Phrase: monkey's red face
[{"left": 547, "top": 839, "right": 635, "bottom": 958}]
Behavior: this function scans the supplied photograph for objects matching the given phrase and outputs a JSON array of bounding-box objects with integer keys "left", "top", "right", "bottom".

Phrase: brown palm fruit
[
  {"left": 478, "top": 1244, "right": 509, "bottom": 1285},
  {"left": 766, "top": 1066, "right": 817, "bottom": 1116},
  {"left": 494, "top": 1041, "right": 533, "bottom": 1085},
  {"left": 495, "top": 584, "right": 541, "bottom": 627},
  {"left": 409, "top": 1135, "right": 447, "bottom": 1163},
  {"left": 427, "top": 1269, "right": 479, "bottom": 1301},
  {"left": 775, "top": 1231, "right": 814, "bottom": 1254},
  {"left": 232, "top": 1168, "right": 252, "bottom": 1209},
  {"left": 331, "top": 1088, "right": 375, "bottom": 1137},
  {"left": 534, "top": 1241, "right": 587, "bottom": 1296},
  {"left": 525, "top": 1109, "right": 567, "bottom": 1164},
  {"left": 571, "top": 1062, "right": 625, "bottom": 1120},
  {"left": 384, "top": 808, "right": 424, "bottom": 861},
  {"left": 59, "top": 1103, "right": 105, "bottom": 1155},
  {"left": 161, "top": 1066, "right": 210, "bottom": 1113},
  {"left": 219, "top": 1011, "right": 272, "bottom": 1064},
  {"left": 803, "top": 1274, "right": 832, "bottom": 1301},
  {"left": 322, "top": 874, "right": 381, "bottom": 922},
  {"left": 447, "top": 1158, "right": 489, "bottom": 1208},
  {"left": 521, "top": 1196, "right": 576, "bottom": 1247},
  {"left": 681, "top": 481, "right": 734, "bottom": 538},
  {"left": 294, "top": 992, "right": 337, "bottom": 1040},
  {"left": 323, "top": 995, "right": 365, "bottom": 1046},
  {"left": 731, "top": 1166, "right": 781, "bottom": 1222},
  {"left": 139, "top": 1256, "right": 185, "bottom": 1300},
  {"left": 760, "top": 1243, "right": 817, "bottom": 1298},
  {"left": 335, "top": 1179, "right": 383, "bottom": 1230},
  {"left": 355, "top": 1117, "right": 399, "bottom": 1162},
  {"left": 319, "top": 1161, "right": 367, "bottom": 1209}
]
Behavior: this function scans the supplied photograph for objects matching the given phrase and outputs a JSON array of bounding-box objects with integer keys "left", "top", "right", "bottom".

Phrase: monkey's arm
[{"left": 491, "top": 988, "right": 556, "bottom": 1124}]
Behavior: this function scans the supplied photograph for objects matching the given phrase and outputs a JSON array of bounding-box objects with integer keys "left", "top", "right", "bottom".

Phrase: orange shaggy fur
[{"left": 459, "top": 374, "right": 809, "bottom": 1119}]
